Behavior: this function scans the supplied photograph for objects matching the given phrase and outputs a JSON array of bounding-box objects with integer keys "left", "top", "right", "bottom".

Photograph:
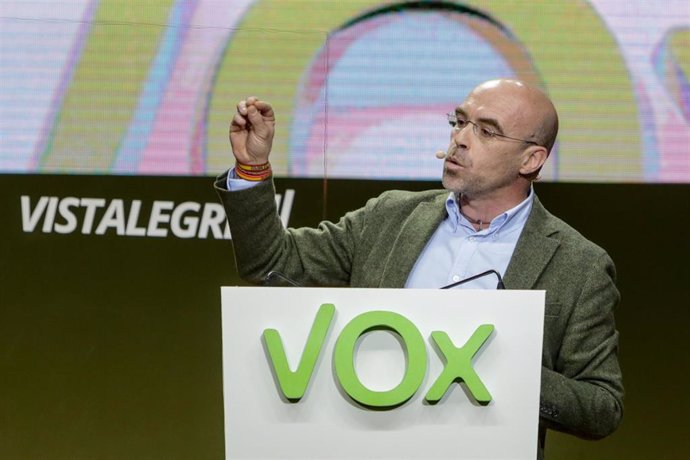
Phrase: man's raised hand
[{"left": 229, "top": 97, "right": 275, "bottom": 165}]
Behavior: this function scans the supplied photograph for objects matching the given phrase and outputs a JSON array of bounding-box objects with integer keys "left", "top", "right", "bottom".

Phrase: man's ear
[{"left": 520, "top": 146, "right": 548, "bottom": 177}]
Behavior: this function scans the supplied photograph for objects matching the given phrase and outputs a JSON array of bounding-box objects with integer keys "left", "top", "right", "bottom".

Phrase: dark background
[{"left": 1, "top": 174, "right": 688, "bottom": 459}]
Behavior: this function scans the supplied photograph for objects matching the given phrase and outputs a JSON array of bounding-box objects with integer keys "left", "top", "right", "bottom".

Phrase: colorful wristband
[
  {"left": 236, "top": 161, "right": 271, "bottom": 172},
  {"left": 235, "top": 161, "right": 272, "bottom": 181}
]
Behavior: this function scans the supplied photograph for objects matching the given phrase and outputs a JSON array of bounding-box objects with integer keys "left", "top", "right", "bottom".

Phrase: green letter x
[{"left": 424, "top": 324, "right": 495, "bottom": 404}]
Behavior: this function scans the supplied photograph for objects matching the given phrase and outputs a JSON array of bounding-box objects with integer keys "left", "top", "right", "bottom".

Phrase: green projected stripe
[{"left": 41, "top": 1, "right": 174, "bottom": 172}]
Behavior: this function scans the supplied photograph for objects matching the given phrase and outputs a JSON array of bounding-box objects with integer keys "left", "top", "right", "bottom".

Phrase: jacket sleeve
[
  {"left": 539, "top": 252, "right": 624, "bottom": 439},
  {"left": 214, "top": 175, "right": 370, "bottom": 286}
]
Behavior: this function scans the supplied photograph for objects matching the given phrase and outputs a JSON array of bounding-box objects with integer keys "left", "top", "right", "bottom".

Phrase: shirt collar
[{"left": 444, "top": 187, "right": 534, "bottom": 235}]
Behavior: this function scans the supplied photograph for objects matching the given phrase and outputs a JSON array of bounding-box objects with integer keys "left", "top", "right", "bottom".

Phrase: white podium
[{"left": 221, "top": 287, "right": 544, "bottom": 459}]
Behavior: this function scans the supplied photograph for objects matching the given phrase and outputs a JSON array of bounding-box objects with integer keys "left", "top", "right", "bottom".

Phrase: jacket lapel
[
  {"left": 503, "top": 196, "right": 560, "bottom": 289},
  {"left": 379, "top": 193, "right": 448, "bottom": 288}
]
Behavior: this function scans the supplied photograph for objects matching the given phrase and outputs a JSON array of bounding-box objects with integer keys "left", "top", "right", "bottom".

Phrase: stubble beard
[
  {"left": 442, "top": 166, "right": 474, "bottom": 197},
  {"left": 442, "top": 164, "right": 516, "bottom": 201}
]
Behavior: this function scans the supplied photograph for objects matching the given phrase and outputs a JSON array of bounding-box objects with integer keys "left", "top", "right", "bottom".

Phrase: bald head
[{"left": 471, "top": 79, "right": 559, "bottom": 153}]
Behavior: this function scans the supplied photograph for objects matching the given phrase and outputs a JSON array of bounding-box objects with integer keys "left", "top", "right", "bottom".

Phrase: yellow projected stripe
[{"left": 42, "top": 1, "right": 174, "bottom": 172}]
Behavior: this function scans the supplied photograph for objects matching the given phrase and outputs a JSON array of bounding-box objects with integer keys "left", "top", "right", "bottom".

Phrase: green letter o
[{"left": 333, "top": 311, "right": 427, "bottom": 408}]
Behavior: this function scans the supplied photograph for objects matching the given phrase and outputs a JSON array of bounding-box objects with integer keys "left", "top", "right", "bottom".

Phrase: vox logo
[{"left": 262, "top": 303, "right": 495, "bottom": 409}]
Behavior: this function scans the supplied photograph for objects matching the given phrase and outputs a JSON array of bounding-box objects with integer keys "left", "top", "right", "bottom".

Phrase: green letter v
[{"left": 262, "top": 303, "right": 335, "bottom": 401}]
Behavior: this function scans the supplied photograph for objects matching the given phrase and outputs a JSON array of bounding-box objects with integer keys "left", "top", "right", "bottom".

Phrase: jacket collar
[
  {"left": 379, "top": 192, "right": 448, "bottom": 288},
  {"left": 502, "top": 195, "right": 560, "bottom": 289}
]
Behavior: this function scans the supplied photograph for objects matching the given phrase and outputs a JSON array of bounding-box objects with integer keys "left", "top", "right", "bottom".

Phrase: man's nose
[{"left": 452, "top": 125, "right": 471, "bottom": 149}]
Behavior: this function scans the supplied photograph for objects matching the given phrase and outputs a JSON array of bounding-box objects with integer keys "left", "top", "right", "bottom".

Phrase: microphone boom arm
[{"left": 440, "top": 269, "right": 505, "bottom": 290}]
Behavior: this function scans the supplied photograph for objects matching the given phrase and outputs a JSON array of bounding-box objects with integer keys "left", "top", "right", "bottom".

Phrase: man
[{"left": 215, "top": 79, "right": 623, "bottom": 458}]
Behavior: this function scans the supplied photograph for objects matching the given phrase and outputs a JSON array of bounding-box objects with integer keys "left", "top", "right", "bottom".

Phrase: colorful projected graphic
[
  {"left": 288, "top": 6, "right": 543, "bottom": 179},
  {"left": 0, "top": 0, "right": 688, "bottom": 182}
]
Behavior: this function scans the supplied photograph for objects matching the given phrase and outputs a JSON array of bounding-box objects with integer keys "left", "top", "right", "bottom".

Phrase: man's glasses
[{"left": 446, "top": 113, "right": 539, "bottom": 146}]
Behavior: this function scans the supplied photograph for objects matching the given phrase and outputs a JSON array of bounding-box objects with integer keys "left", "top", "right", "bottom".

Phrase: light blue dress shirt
[
  {"left": 228, "top": 169, "right": 533, "bottom": 290},
  {"left": 405, "top": 190, "right": 533, "bottom": 289}
]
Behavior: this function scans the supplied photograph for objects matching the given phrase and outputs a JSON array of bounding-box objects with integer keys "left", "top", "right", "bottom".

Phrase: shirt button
[
  {"left": 468, "top": 236, "right": 475, "bottom": 242},
  {"left": 452, "top": 275, "right": 460, "bottom": 282}
]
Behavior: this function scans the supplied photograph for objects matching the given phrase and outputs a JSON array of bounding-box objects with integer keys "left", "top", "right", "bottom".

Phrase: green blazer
[{"left": 216, "top": 176, "right": 623, "bottom": 457}]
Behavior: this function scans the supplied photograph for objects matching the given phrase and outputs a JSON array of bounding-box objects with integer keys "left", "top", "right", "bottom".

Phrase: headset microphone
[{"left": 435, "top": 143, "right": 457, "bottom": 159}]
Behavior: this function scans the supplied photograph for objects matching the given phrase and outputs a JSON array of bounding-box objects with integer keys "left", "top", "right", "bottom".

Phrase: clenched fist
[{"left": 229, "top": 96, "right": 275, "bottom": 165}]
